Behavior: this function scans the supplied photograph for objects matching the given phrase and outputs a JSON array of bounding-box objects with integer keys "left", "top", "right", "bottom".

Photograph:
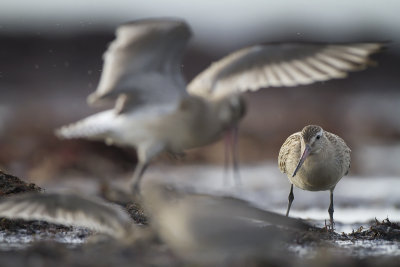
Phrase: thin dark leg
[
  {"left": 231, "top": 125, "right": 241, "bottom": 186},
  {"left": 328, "top": 188, "right": 335, "bottom": 228},
  {"left": 130, "top": 162, "right": 148, "bottom": 195},
  {"left": 286, "top": 184, "right": 294, "bottom": 217},
  {"left": 223, "top": 132, "right": 231, "bottom": 186}
]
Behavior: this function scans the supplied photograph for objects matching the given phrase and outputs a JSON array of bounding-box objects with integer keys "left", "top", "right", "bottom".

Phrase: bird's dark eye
[{"left": 316, "top": 135, "right": 321, "bottom": 140}]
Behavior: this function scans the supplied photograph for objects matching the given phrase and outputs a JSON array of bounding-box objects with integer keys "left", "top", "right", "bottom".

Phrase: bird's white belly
[
  {"left": 102, "top": 105, "right": 223, "bottom": 156},
  {"left": 107, "top": 113, "right": 165, "bottom": 148}
]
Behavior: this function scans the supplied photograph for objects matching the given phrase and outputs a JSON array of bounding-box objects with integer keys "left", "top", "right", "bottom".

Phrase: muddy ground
[{"left": 0, "top": 170, "right": 400, "bottom": 267}]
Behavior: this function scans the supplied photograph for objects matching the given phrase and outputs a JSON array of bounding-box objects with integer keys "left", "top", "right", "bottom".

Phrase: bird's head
[{"left": 292, "top": 125, "right": 325, "bottom": 177}]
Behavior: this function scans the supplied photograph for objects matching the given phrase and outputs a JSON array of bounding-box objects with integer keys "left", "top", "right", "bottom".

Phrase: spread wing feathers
[
  {"left": 188, "top": 43, "right": 383, "bottom": 98},
  {"left": 88, "top": 19, "right": 192, "bottom": 112},
  {"left": 0, "top": 193, "right": 133, "bottom": 238},
  {"left": 278, "top": 133, "right": 301, "bottom": 175}
]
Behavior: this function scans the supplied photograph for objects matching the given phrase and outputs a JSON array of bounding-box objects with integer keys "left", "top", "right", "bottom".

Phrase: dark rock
[
  {"left": 346, "top": 218, "right": 400, "bottom": 241},
  {"left": 0, "top": 171, "right": 42, "bottom": 196},
  {"left": 126, "top": 202, "right": 148, "bottom": 225}
]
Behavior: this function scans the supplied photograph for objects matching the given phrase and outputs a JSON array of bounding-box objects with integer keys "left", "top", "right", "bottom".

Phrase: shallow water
[
  {"left": 335, "top": 240, "right": 400, "bottom": 257},
  {"left": 0, "top": 227, "right": 88, "bottom": 250}
]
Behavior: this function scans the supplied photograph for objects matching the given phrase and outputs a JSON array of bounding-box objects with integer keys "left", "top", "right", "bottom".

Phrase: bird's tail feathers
[{"left": 55, "top": 111, "right": 115, "bottom": 140}]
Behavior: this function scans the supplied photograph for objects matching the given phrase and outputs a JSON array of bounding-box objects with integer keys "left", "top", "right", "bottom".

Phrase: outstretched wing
[
  {"left": 88, "top": 19, "right": 191, "bottom": 112},
  {"left": 188, "top": 42, "right": 383, "bottom": 98},
  {"left": 0, "top": 193, "right": 133, "bottom": 238}
]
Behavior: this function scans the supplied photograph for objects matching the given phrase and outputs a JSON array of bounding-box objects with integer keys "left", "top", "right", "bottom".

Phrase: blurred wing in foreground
[
  {"left": 88, "top": 19, "right": 192, "bottom": 112},
  {"left": 187, "top": 43, "right": 383, "bottom": 98},
  {"left": 196, "top": 194, "right": 312, "bottom": 230},
  {"left": 142, "top": 183, "right": 313, "bottom": 263},
  {"left": 0, "top": 193, "right": 133, "bottom": 238}
]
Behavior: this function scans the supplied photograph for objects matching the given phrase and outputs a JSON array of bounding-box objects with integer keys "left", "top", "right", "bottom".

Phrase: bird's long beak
[{"left": 292, "top": 144, "right": 311, "bottom": 177}]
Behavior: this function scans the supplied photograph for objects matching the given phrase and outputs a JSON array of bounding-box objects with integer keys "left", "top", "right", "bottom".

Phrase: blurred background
[{"left": 0, "top": 0, "right": 399, "bottom": 189}]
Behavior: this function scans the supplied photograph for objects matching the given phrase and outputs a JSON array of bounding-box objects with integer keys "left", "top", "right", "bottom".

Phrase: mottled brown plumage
[
  {"left": 278, "top": 125, "right": 351, "bottom": 226},
  {"left": 301, "top": 125, "right": 323, "bottom": 144}
]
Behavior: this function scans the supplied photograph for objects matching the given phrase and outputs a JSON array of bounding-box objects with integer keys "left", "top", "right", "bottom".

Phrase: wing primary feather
[
  {"left": 273, "top": 63, "right": 298, "bottom": 87},
  {"left": 306, "top": 57, "right": 347, "bottom": 78},
  {"left": 280, "top": 62, "right": 314, "bottom": 85},
  {"left": 323, "top": 47, "right": 368, "bottom": 64},
  {"left": 315, "top": 53, "right": 361, "bottom": 70},
  {"left": 328, "top": 43, "right": 381, "bottom": 57},
  {"left": 291, "top": 59, "right": 330, "bottom": 82},
  {"left": 268, "top": 64, "right": 284, "bottom": 87}
]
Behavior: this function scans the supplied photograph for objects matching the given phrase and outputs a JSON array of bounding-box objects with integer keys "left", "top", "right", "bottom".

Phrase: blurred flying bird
[
  {"left": 56, "top": 18, "right": 381, "bottom": 193},
  {"left": 0, "top": 183, "right": 312, "bottom": 263},
  {"left": 278, "top": 125, "right": 351, "bottom": 227}
]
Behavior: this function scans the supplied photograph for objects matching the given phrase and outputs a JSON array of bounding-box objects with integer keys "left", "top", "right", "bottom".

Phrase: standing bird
[
  {"left": 56, "top": 18, "right": 380, "bottom": 194},
  {"left": 278, "top": 125, "right": 351, "bottom": 227}
]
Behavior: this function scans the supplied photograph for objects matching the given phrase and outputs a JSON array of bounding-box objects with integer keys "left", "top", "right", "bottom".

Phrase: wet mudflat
[
  {"left": 0, "top": 166, "right": 400, "bottom": 266},
  {"left": 0, "top": 216, "right": 399, "bottom": 266}
]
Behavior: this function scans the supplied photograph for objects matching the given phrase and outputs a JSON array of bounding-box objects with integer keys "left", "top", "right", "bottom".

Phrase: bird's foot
[{"left": 324, "top": 219, "right": 335, "bottom": 232}]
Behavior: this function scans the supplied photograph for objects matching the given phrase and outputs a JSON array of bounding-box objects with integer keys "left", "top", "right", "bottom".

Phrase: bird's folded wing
[
  {"left": 0, "top": 193, "right": 132, "bottom": 238},
  {"left": 88, "top": 19, "right": 192, "bottom": 112},
  {"left": 187, "top": 42, "right": 383, "bottom": 98},
  {"left": 278, "top": 133, "right": 301, "bottom": 175}
]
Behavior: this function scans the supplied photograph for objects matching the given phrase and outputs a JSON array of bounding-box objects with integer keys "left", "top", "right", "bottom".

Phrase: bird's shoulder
[
  {"left": 325, "top": 131, "right": 351, "bottom": 175},
  {"left": 325, "top": 131, "right": 351, "bottom": 154},
  {"left": 278, "top": 132, "right": 301, "bottom": 174}
]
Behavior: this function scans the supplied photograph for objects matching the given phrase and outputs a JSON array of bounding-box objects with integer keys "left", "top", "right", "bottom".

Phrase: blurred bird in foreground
[
  {"left": 56, "top": 18, "right": 382, "bottom": 193},
  {"left": 0, "top": 182, "right": 311, "bottom": 264},
  {"left": 278, "top": 125, "right": 351, "bottom": 227}
]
